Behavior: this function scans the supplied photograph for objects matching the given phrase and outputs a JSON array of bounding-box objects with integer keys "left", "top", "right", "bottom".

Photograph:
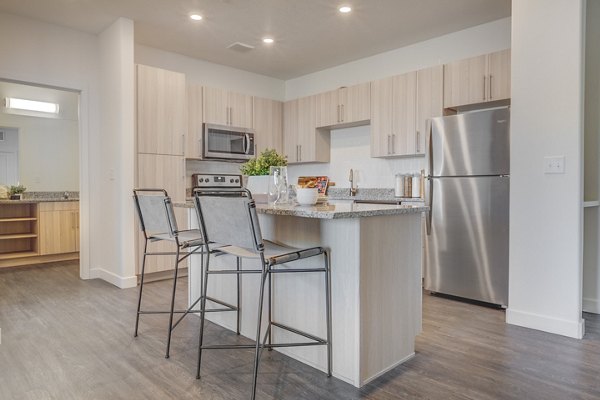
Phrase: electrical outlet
[{"left": 543, "top": 156, "right": 565, "bottom": 174}]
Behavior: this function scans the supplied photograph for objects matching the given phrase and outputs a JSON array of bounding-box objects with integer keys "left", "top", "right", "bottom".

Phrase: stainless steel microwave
[{"left": 203, "top": 123, "right": 255, "bottom": 161}]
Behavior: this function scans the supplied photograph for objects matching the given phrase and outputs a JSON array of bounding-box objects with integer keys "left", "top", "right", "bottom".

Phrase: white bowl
[{"left": 296, "top": 187, "right": 319, "bottom": 205}]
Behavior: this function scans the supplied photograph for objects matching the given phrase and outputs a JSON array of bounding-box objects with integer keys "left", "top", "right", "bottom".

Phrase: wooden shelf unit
[{"left": 0, "top": 203, "right": 39, "bottom": 259}]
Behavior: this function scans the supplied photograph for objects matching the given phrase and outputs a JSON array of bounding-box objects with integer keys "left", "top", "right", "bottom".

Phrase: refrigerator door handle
[
  {"left": 425, "top": 176, "right": 433, "bottom": 236},
  {"left": 426, "top": 119, "right": 433, "bottom": 176}
]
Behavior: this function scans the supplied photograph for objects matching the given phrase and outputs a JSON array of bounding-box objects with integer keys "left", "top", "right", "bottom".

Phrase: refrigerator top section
[{"left": 428, "top": 108, "right": 510, "bottom": 177}]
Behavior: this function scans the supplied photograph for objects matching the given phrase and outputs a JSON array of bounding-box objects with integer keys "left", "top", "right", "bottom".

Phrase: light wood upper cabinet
[
  {"left": 316, "top": 83, "right": 370, "bottom": 127},
  {"left": 488, "top": 49, "right": 511, "bottom": 102},
  {"left": 203, "top": 86, "right": 253, "bottom": 128},
  {"left": 444, "top": 49, "right": 511, "bottom": 108},
  {"left": 416, "top": 65, "right": 444, "bottom": 155},
  {"left": 283, "top": 95, "right": 329, "bottom": 164},
  {"left": 186, "top": 83, "right": 203, "bottom": 159},
  {"left": 253, "top": 97, "right": 283, "bottom": 155},
  {"left": 38, "top": 202, "right": 79, "bottom": 255},
  {"left": 371, "top": 67, "right": 442, "bottom": 158},
  {"left": 136, "top": 64, "right": 186, "bottom": 156},
  {"left": 392, "top": 72, "right": 417, "bottom": 156},
  {"left": 342, "top": 83, "right": 371, "bottom": 124}
]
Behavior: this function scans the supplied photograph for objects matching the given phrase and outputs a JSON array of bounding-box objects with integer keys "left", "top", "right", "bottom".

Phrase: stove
[{"left": 192, "top": 173, "right": 242, "bottom": 189}]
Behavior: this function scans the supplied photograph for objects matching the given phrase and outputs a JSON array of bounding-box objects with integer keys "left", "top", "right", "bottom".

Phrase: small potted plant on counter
[
  {"left": 241, "top": 148, "right": 287, "bottom": 202},
  {"left": 8, "top": 184, "right": 26, "bottom": 200}
]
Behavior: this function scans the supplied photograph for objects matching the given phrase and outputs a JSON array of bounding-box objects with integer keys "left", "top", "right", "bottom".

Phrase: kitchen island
[{"left": 179, "top": 200, "right": 426, "bottom": 387}]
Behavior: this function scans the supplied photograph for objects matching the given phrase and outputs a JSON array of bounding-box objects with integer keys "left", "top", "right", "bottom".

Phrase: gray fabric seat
[
  {"left": 133, "top": 189, "right": 223, "bottom": 360},
  {"left": 193, "top": 188, "right": 332, "bottom": 400}
]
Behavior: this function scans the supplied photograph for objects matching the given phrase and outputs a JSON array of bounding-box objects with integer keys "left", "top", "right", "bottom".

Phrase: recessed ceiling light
[
  {"left": 190, "top": 14, "right": 203, "bottom": 21},
  {"left": 339, "top": 5, "right": 352, "bottom": 13},
  {"left": 262, "top": 37, "right": 274, "bottom": 44}
]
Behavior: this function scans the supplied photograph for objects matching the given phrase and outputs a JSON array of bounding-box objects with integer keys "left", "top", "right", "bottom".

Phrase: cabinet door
[
  {"left": 416, "top": 66, "right": 443, "bottom": 155},
  {"left": 392, "top": 71, "right": 417, "bottom": 156},
  {"left": 342, "top": 82, "right": 371, "bottom": 124},
  {"left": 229, "top": 92, "right": 253, "bottom": 128},
  {"left": 283, "top": 99, "right": 299, "bottom": 163},
  {"left": 316, "top": 89, "right": 339, "bottom": 128},
  {"left": 136, "top": 153, "right": 187, "bottom": 274},
  {"left": 136, "top": 64, "right": 185, "bottom": 155},
  {"left": 203, "top": 86, "right": 229, "bottom": 125},
  {"left": 39, "top": 202, "right": 79, "bottom": 255},
  {"left": 298, "top": 95, "right": 329, "bottom": 163},
  {"left": 253, "top": 97, "right": 283, "bottom": 155},
  {"left": 186, "top": 83, "right": 203, "bottom": 158},
  {"left": 370, "top": 77, "right": 394, "bottom": 157},
  {"left": 443, "top": 54, "right": 487, "bottom": 108},
  {"left": 488, "top": 49, "right": 511, "bottom": 102}
]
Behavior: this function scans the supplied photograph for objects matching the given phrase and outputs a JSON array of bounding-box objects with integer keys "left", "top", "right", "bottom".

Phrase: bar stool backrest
[
  {"left": 194, "top": 188, "right": 264, "bottom": 253},
  {"left": 133, "top": 189, "right": 179, "bottom": 239}
]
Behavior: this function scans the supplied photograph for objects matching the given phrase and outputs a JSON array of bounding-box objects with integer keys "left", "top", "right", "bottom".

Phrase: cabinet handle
[
  {"left": 299, "top": 145, "right": 302, "bottom": 162},
  {"left": 387, "top": 135, "right": 391, "bottom": 155},
  {"left": 392, "top": 134, "right": 396, "bottom": 154},
  {"left": 416, "top": 131, "right": 420, "bottom": 153},
  {"left": 337, "top": 105, "right": 340, "bottom": 123},
  {"left": 489, "top": 75, "right": 493, "bottom": 100},
  {"left": 483, "top": 75, "right": 487, "bottom": 101},
  {"left": 182, "top": 158, "right": 186, "bottom": 179},
  {"left": 341, "top": 104, "right": 344, "bottom": 122},
  {"left": 182, "top": 134, "right": 185, "bottom": 155},
  {"left": 296, "top": 145, "right": 299, "bottom": 162}
]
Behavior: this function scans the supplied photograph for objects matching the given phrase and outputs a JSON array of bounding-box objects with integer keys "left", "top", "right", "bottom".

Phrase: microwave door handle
[{"left": 244, "top": 133, "right": 251, "bottom": 155}]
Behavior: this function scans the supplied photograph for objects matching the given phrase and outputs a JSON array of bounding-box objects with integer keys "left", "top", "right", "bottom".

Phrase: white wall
[
  {"left": 135, "top": 45, "right": 285, "bottom": 100},
  {"left": 507, "top": 0, "right": 585, "bottom": 338},
  {"left": 0, "top": 11, "right": 100, "bottom": 280},
  {"left": 90, "top": 18, "right": 136, "bottom": 288},
  {"left": 583, "top": 0, "right": 600, "bottom": 314},
  {"left": 284, "top": 18, "right": 511, "bottom": 189},
  {"left": 0, "top": 114, "right": 79, "bottom": 191}
]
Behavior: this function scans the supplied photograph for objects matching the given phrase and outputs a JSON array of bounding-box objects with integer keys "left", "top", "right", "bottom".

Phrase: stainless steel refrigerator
[{"left": 424, "top": 107, "right": 510, "bottom": 306}]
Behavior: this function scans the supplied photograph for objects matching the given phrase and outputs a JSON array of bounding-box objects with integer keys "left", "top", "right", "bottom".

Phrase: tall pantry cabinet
[{"left": 135, "top": 64, "right": 187, "bottom": 274}]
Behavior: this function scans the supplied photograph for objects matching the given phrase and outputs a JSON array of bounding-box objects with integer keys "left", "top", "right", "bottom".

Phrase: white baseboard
[
  {"left": 90, "top": 268, "right": 137, "bottom": 289},
  {"left": 506, "top": 308, "right": 585, "bottom": 339},
  {"left": 583, "top": 298, "right": 600, "bottom": 314}
]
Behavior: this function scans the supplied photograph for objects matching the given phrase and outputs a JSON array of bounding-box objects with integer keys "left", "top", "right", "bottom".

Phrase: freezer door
[
  {"left": 424, "top": 176, "right": 509, "bottom": 306},
  {"left": 428, "top": 108, "right": 510, "bottom": 177}
]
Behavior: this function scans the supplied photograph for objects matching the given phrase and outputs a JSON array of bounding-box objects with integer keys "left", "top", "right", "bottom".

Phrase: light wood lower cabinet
[
  {"left": 38, "top": 202, "right": 79, "bottom": 255},
  {"left": 136, "top": 153, "right": 187, "bottom": 274}
]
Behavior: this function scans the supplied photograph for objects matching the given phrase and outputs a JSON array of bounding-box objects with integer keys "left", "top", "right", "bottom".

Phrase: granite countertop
[
  {"left": 175, "top": 200, "right": 427, "bottom": 219},
  {"left": 0, "top": 198, "right": 80, "bottom": 204}
]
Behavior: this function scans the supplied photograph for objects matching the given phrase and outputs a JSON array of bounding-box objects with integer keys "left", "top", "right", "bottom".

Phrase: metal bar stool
[
  {"left": 132, "top": 188, "right": 238, "bottom": 359},
  {"left": 193, "top": 188, "right": 332, "bottom": 400}
]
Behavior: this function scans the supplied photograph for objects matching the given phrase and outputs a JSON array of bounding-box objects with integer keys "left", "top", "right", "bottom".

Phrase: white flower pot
[{"left": 245, "top": 175, "right": 270, "bottom": 203}]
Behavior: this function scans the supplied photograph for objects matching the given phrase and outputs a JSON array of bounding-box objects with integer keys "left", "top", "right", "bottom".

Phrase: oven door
[{"left": 203, "top": 123, "right": 255, "bottom": 161}]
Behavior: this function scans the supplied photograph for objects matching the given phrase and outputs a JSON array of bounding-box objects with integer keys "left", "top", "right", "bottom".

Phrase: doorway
[{"left": 0, "top": 127, "right": 19, "bottom": 186}]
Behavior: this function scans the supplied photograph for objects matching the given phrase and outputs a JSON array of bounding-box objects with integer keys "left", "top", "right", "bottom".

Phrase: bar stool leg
[
  {"left": 196, "top": 247, "right": 211, "bottom": 379},
  {"left": 324, "top": 251, "right": 332, "bottom": 377},
  {"left": 251, "top": 268, "right": 268, "bottom": 400},
  {"left": 134, "top": 240, "right": 149, "bottom": 337},
  {"left": 236, "top": 257, "right": 241, "bottom": 335},
  {"left": 267, "top": 271, "right": 273, "bottom": 351},
  {"left": 165, "top": 246, "right": 181, "bottom": 359}
]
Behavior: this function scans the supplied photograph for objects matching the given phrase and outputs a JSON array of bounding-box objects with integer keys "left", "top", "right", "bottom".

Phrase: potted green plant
[
  {"left": 8, "top": 184, "right": 26, "bottom": 200},
  {"left": 241, "top": 149, "right": 287, "bottom": 198}
]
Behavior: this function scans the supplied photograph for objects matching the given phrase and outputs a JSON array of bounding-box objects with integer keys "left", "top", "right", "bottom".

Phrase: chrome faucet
[{"left": 349, "top": 169, "right": 357, "bottom": 196}]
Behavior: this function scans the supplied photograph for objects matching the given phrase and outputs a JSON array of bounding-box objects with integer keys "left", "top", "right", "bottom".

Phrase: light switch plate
[{"left": 544, "top": 156, "right": 565, "bottom": 174}]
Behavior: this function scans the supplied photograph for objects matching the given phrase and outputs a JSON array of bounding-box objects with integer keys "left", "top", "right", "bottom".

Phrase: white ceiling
[{"left": 0, "top": 0, "right": 511, "bottom": 80}]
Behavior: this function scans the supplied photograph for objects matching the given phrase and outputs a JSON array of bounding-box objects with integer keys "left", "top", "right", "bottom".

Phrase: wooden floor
[{"left": 1, "top": 262, "right": 599, "bottom": 400}]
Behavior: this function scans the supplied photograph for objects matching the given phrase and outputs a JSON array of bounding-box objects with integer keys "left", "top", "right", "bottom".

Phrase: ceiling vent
[{"left": 227, "top": 42, "right": 254, "bottom": 53}]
